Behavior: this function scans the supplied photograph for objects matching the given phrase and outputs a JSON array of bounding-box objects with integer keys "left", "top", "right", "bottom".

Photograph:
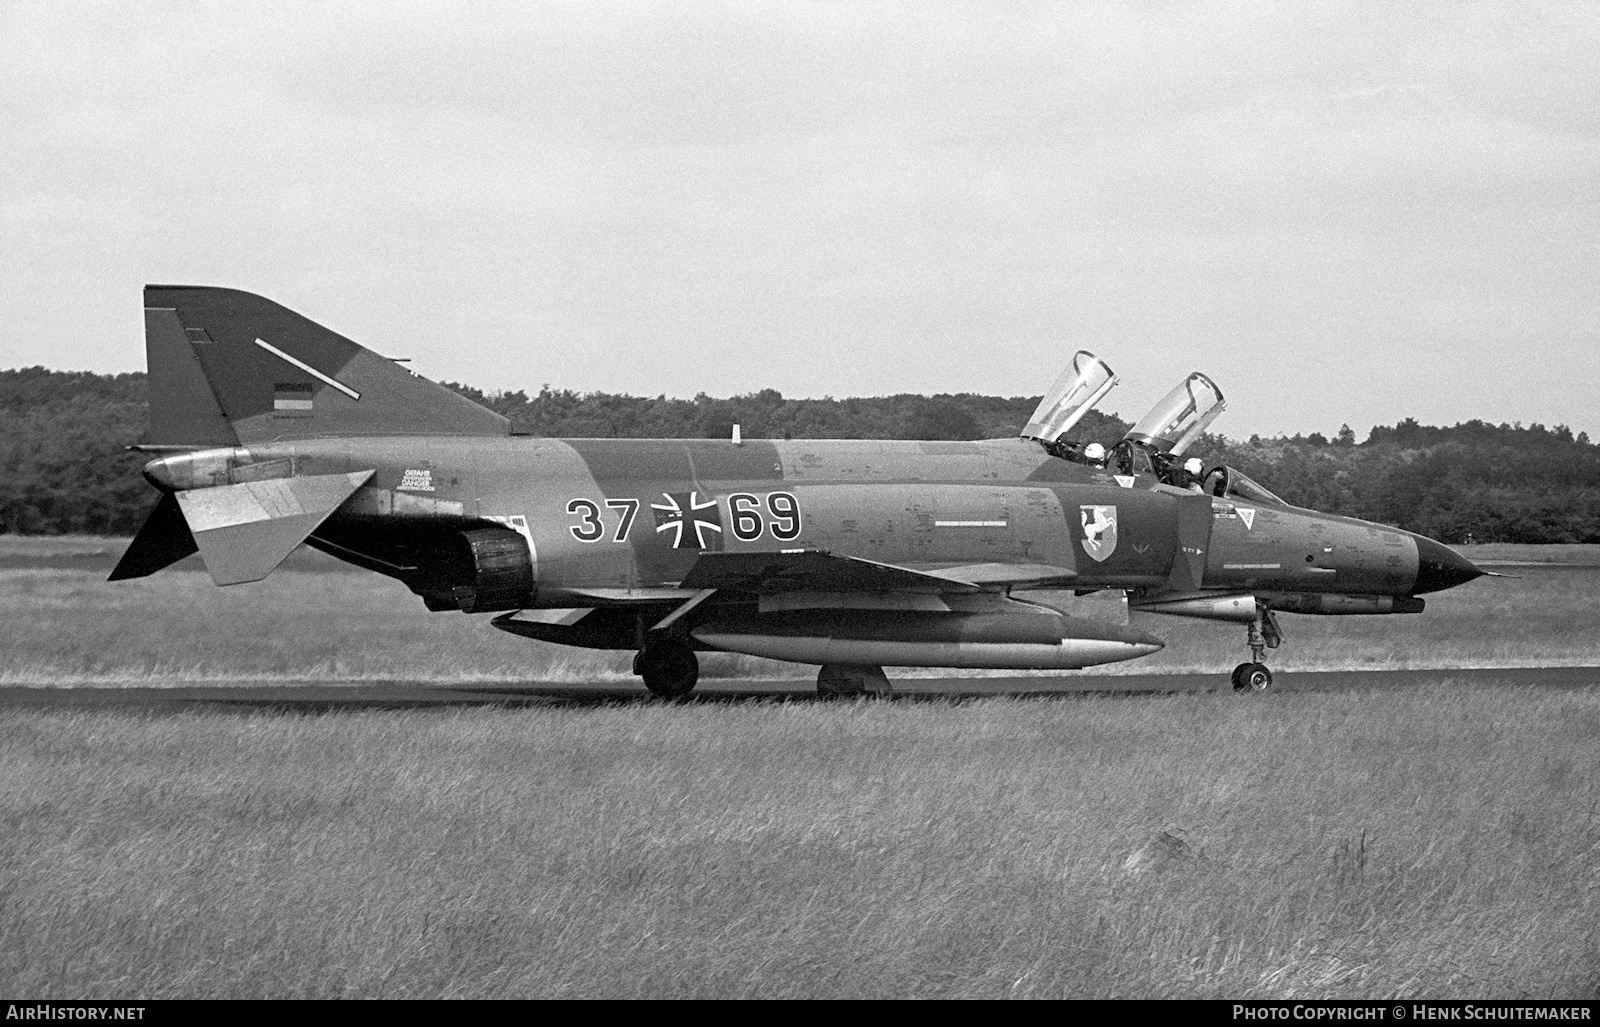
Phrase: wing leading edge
[{"left": 678, "top": 549, "right": 1077, "bottom": 595}]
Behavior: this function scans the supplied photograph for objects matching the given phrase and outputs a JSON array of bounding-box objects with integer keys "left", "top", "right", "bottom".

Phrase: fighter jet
[{"left": 113, "top": 286, "right": 1485, "bottom": 696}]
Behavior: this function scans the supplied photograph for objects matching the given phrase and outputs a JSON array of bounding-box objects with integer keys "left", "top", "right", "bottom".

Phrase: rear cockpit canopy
[
  {"left": 1107, "top": 372, "right": 1226, "bottom": 484},
  {"left": 1020, "top": 351, "right": 1118, "bottom": 444},
  {"left": 1120, "top": 372, "right": 1226, "bottom": 457}
]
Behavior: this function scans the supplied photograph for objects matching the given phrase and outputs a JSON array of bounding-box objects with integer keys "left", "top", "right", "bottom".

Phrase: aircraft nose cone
[{"left": 1413, "top": 536, "right": 1484, "bottom": 594}]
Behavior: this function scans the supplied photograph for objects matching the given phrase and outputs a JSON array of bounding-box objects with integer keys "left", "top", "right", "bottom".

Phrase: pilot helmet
[
  {"left": 1083, "top": 442, "right": 1106, "bottom": 463},
  {"left": 1183, "top": 456, "right": 1204, "bottom": 476}
]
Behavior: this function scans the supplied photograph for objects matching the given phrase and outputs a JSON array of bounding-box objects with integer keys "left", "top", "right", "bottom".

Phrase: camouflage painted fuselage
[
  {"left": 122, "top": 284, "right": 1486, "bottom": 686},
  {"left": 151, "top": 433, "right": 1445, "bottom": 604}
]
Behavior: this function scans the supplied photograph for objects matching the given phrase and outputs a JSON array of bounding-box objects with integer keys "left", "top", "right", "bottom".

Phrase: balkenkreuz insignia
[{"left": 651, "top": 491, "right": 724, "bottom": 550}]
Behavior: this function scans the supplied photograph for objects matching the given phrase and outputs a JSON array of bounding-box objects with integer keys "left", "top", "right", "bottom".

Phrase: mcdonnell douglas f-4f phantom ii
[{"left": 114, "top": 287, "right": 1485, "bottom": 696}]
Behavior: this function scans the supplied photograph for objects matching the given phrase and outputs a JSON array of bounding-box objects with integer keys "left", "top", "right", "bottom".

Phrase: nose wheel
[
  {"left": 1231, "top": 662, "right": 1273, "bottom": 692},
  {"left": 1232, "top": 604, "right": 1282, "bottom": 693}
]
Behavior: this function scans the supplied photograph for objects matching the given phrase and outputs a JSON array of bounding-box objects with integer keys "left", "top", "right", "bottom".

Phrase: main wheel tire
[
  {"left": 1242, "top": 662, "right": 1273, "bottom": 692},
  {"left": 637, "top": 643, "right": 699, "bottom": 699},
  {"left": 1230, "top": 663, "right": 1253, "bottom": 692}
]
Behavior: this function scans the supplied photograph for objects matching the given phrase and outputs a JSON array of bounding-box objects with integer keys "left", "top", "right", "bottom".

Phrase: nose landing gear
[
  {"left": 1231, "top": 661, "right": 1273, "bottom": 691},
  {"left": 1231, "top": 604, "right": 1282, "bottom": 692}
]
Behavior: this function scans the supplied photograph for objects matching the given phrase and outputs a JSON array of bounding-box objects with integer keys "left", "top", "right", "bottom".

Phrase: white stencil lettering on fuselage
[{"left": 398, "top": 469, "right": 434, "bottom": 492}]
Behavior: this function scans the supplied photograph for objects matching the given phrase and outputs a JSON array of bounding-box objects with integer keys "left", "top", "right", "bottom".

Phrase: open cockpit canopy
[
  {"left": 1121, "top": 373, "right": 1226, "bottom": 456},
  {"left": 1020, "top": 351, "right": 1118, "bottom": 443}
]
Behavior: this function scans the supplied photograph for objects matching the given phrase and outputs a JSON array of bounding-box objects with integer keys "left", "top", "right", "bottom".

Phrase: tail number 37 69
[{"left": 568, "top": 492, "right": 801, "bottom": 543}]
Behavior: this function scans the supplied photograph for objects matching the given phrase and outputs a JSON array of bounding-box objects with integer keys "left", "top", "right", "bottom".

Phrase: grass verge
[
  {"left": 3, "top": 559, "right": 1596, "bottom": 686},
  {"left": 1, "top": 684, "right": 1595, "bottom": 998}
]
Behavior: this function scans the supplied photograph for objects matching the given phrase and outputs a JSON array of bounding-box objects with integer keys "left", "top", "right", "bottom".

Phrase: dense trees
[
  {"left": 1202, "top": 420, "right": 1600, "bottom": 544},
  {"left": 439, "top": 383, "right": 1036, "bottom": 443},
  {"left": 3, "top": 368, "right": 1595, "bottom": 543},
  {"left": 0, "top": 368, "right": 151, "bottom": 535}
]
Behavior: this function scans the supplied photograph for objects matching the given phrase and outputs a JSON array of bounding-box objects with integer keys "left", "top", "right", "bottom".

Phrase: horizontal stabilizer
[
  {"left": 109, "top": 493, "right": 199, "bottom": 580},
  {"left": 176, "top": 471, "right": 375, "bottom": 585},
  {"left": 680, "top": 549, "right": 981, "bottom": 595}
]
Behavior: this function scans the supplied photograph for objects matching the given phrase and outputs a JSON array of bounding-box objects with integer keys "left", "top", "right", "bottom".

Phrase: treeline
[
  {"left": 0, "top": 368, "right": 152, "bottom": 536},
  {"left": 1205, "top": 419, "right": 1600, "bottom": 546},
  {"left": 440, "top": 382, "right": 1132, "bottom": 447},
  {"left": 3, "top": 368, "right": 1596, "bottom": 543}
]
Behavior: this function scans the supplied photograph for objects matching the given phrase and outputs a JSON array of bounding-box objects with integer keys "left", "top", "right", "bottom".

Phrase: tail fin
[{"left": 142, "top": 285, "right": 509, "bottom": 445}]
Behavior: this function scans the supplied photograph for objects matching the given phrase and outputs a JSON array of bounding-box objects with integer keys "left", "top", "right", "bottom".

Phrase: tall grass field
[
  {"left": 2, "top": 691, "right": 1596, "bottom": 998},
  {"left": 0, "top": 538, "right": 1596, "bottom": 997}
]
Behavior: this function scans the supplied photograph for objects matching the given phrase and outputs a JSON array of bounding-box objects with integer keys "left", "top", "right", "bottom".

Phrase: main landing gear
[
  {"left": 1231, "top": 604, "right": 1283, "bottom": 693},
  {"left": 634, "top": 639, "right": 699, "bottom": 699}
]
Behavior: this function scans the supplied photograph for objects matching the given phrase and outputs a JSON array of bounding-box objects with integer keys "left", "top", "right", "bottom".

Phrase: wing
[
  {"left": 679, "top": 549, "right": 979, "bottom": 594},
  {"left": 678, "top": 549, "right": 1076, "bottom": 594},
  {"left": 920, "top": 562, "right": 1079, "bottom": 589}
]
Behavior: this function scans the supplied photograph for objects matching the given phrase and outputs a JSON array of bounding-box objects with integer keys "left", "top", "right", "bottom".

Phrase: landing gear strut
[
  {"left": 1231, "top": 604, "right": 1282, "bottom": 693},
  {"left": 635, "top": 640, "right": 699, "bottom": 699}
]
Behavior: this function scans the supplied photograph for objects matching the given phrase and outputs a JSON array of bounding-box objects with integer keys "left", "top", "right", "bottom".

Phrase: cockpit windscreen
[{"left": 1204, "top": 466, "right": 1288, "bottom": 506}]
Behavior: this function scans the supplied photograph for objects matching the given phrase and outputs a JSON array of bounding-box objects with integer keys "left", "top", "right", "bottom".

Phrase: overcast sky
[{"left": 3, "top": 1, "right": 1596, "bottom": 439}]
